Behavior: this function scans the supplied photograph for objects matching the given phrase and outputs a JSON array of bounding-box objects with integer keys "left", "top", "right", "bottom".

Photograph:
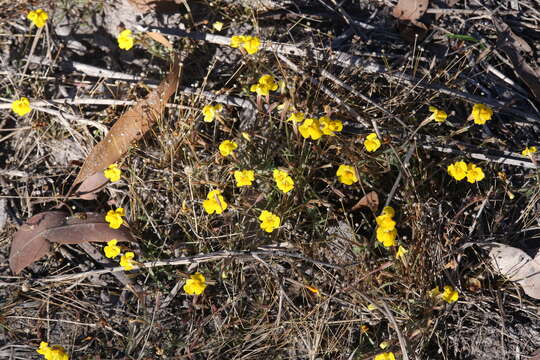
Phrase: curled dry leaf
[
  {"left": 10, "top": 211, "right": 134, "bottom": 274},
  {"left": 351, "top": 191, "right": 379, "bottom": 212},
  {"left": 72, "top": 56, "right": 180, "bottom": 188},
  {"left": 486, "top": 242, "right": 540, "bottom": 299},
  {"left": 146, "top": 31, "right": 173, "bottom": 50},
  {"left": 76, "top": 172, "right": 108, "bottom": 200},
  {"left": 392, "top": 0, "right": 429, "bottom": 23}
]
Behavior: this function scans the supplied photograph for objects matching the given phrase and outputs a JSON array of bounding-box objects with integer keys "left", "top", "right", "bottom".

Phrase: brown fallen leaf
[
  {"left": 392, "top": 0, "right": 429, "bottom": 26},
  {"left": 493, "top": 17, "right": 540, "bottom": 100},
  {"left": 351, "top": 191, "right": 379, "bottom": 212},
  {"left": 72, "top": 56, "right": 180, "bottom": 187},
  {"left": 75, "top": 172, "right": 109, "bottom": 200},
  {"left": 486, "top": 242, "right": 540, "bottom": 299},
  {"left": 10, "top": 211, "right": 134, "bottom": 274}
]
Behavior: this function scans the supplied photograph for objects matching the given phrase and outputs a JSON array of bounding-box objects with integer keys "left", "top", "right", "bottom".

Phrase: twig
[
  {"left": 385, "top": 144, "right": 415, "bottom": 207},
  {"left": 29, "top": 249, "right": 341, "bottom": 284},
  {"left": 158, "top": 28, "right": 539, "bottom": 123}
]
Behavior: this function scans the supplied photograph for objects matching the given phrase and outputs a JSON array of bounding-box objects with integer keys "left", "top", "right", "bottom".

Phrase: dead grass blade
[
  {"left": 10, "top": 212, "right": 134, "bottom": 274},
  {"left": 493, "top": 17, "right": 540, "bottom": 100},
  {"left": 72, "top": 56, "right": 181, "bottom": 187}
]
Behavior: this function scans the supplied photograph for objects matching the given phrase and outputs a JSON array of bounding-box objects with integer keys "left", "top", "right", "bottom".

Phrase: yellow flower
[
  {"left": 466, "top": 163, "right": 484, "bottom": 183},
  {"left": 230, "top": 35, "right": 260, "bottom": 54},
  {"left": 298, "top": 118, "right": 324, "bottom": 140},
  {"left": 319, "top": 116, "right": 343, "bottom": 136},
  {"left": 364, "top": 133, "right": 381, "bottom": 152},
  {"left": 273, "top": 169, "right": 294, "bottom": 193},
  {"left": 104, "top": 163, "right": 122, "bottom": 182},
  {"left": 250, "top": 74, "right": 279, "bottom": 96},
  {"left": 447, "top": 161, "right": 468, "bottom": 181},
  {"left": 287, "top": 112, "right": 305, "bottom": 122},
  {"left": 360, "top": 325, "right": 369, "bottom": 333},
  {"left": 471, "top": 103, "right": 493, "bottom": 125},
  {"left": 11, "top": 97, "right": 32, "bottom": 116},
  {"left": 428, "top": 105, "right": 448, "bottom": 122},
  {"left": 376, "top": 214, "right": 396, "bottom": 231},
  {"left": 234, "top": 170, "right": 255, "bottom": 187},
  {"left": 183, "top": 272, "right": 207, "bottom": 295},
  {"left": 117, "top": 29, "right": 134, "bottom": 50},
  {"left": 374, "top": 352, "right": 396, "bottom": 360},
  {"left": 381, "top": 206, "right": 395, "bottom": 218},
  {"left": 243, "top": 36, "right": 261, "bottom": 54},
  {"left": 522, "top": 146, "right": 537, "bottom": 156},
  {"left": 396, "top": 245, "right": 408, "bottom": 259},
  {"left": 212, "top": 21, "right": 223, "bottom": 31},
  {"left": 120, "top": 252, "right": 135, "bottom": 271},
  {"left": 203, "top": 189, "right": 228, "bottom": 214},
  {"left": 27, "top": 9, "right": 49, "bottom": 28},
  {"left": 219, "top": 140, "right": 238, "bottom": 157},
  {"left": 104, "top": 239, "right": 121, "bottom": 259},
  {"left": 429, "top": 286, "right": 441, "bottom": 297},
  {"left": 105, "top": 208, "right": 125, "bottom": 229},
  {"left": 305, "top": 285, "right": 320, "bottom": 295},
  {"left": 441, "top": 285, "right": 459, "bottom": 303},
  {"left": 336, "top": 165, "right": 358, "bottom": 185},
  {"left": 259, "top": 210, "right": 281, "bottom": 233},
  {"left": 367, "top": 304, "right": 377, "bottom": 311},
  {"left": 376, "top": 227, "right": 397, "bottom": 247},
  {"left": 36, "top": 341, "right": 69, "bottom": 360},
  {"left": 202, "top": 104, "right": 223, "bottom": 122},
  {"left": 230, "top": 35, "right": 245, "bottom": 48}
]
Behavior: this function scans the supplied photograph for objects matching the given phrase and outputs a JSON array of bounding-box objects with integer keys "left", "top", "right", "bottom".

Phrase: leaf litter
[
  {"left": 73, "top": 56, "right": 181, "bottom": 190},
  {"left": 10, "top": 211, "right": 134, "bottom": 274}
]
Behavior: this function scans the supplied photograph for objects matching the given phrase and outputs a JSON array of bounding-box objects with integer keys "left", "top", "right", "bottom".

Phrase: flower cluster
[
  {"left": 298, "top": 116, "right": 343, "bottom": 140},
  {"left": 230, "top": 35, "right": 261, "bottom": 54},
  {"left": 104, "top": 163, "right": 122, "bottom": 182},
  {"left": 11, "top": 97, "right": 32, "bottom": 116},
  {"left": 250, "top": 74, "right": 279, "bottom": 97},
  {"left": 375, "top": 206, "right": 398, "bottom": 247},
  {"left": 37, "top": 342, "right": 68, "bottom": 360},
  {"left": 447, "top": 161, "right": 484, "bottom": 183},
  {"left": 273, "top": 169, "right": 294, "bottom": 193},
  {"left": 430, "top": 285, "right": 459, "bottom": 303},
  {"left": 364, "top": 133, "right": 381, "bottom": 152},
  {"left": 105, "top": 207, "right": 125, "bottom": 229},
  {"left": 336, "top": 165, "right": 358, "bottom": 185},
  {"left": 27, "top": 9, "right": 48, "bottom": 28},
  {"left": 117, "top": 29, "right": 134, "bottom": 50},
  {"left": 522, "top": 146, "right": 537, "bottom": 156},
  {"left": 184, "top": 272, "right": 207, "bottom": 295},
  {"left": 103, "top": 239, "right": 136, "bottom": 270},
  {"left": 202, "top": 104, "right": 223, "bottom": 122}
]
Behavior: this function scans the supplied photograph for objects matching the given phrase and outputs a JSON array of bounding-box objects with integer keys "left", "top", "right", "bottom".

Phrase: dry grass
[{"left": 1, "top": 0, "right": 540, "bottom": 359}]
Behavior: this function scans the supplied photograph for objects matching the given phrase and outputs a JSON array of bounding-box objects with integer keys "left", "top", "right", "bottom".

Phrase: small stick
[{"left": 28, "top": 249, "right": 342, "bottom": 284}]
